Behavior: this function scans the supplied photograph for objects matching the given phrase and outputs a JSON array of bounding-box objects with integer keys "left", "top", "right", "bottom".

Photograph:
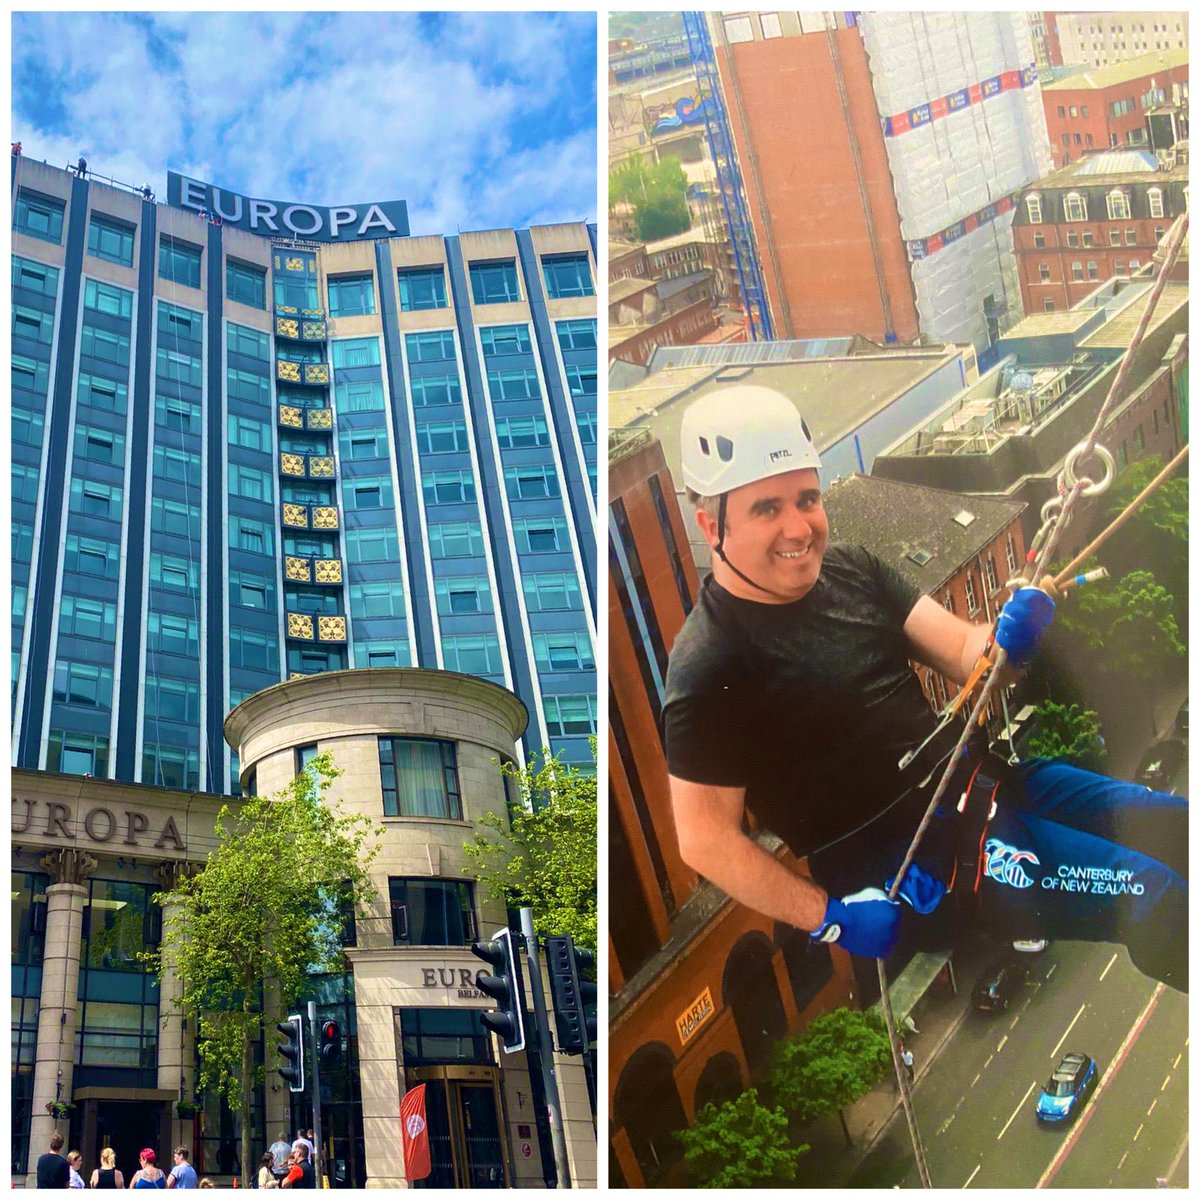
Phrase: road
[{"left": 850, "top": 940, "right": 1187, "bottom": 1188}]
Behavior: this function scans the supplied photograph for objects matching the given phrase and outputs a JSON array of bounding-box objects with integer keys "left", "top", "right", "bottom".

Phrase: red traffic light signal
[{"left": 320, "top": 1020, "right": 342, "bottom": 1063}]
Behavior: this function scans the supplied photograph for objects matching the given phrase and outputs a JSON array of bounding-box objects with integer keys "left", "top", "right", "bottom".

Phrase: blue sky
[{"left": 12, "top": 11, "right": 597, "bottom": 234}]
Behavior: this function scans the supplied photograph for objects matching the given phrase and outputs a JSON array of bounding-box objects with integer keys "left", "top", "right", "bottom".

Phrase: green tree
[
  {"left": 767, "top": 1007, "right": 892, "bottom": 1144},
  {"left": 609, "top": 155, "right": 692, "bottom": 242},
  {"left": 147, "top": 755, "right": 380, "bottom": 1185},
  {"left": 676, "top": 1089, "right": 808, "bottom": 1188},
  {"left": 463, "top": 749, "right": 597, "bottom": 946},
  {"left": 1025, "top": 700, "right": 1107, "bottom": 770},
  {"left": 1057, "top": 568, "right": 1185, "bottom": 678}
]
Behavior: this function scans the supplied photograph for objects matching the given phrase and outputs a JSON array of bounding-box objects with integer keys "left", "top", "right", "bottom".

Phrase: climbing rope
[{"left": 878, "top": 207, "right": 1189, "bottom": 1187}]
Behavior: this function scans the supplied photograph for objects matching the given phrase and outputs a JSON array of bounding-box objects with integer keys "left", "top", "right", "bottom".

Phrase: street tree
[
  {"left": 766, "top": 1007, "right": 892, "bottom": 1145},
  {"left": 676, "top": 1089, "right": 808, "bottom": 1188},
  {"left": 463, "top": 748, "right": 597, "bottom": 946},
  {"left": 1025, "top": 699, "right": 1107, "bottom": 770},
  {"left": 609, "top": 155, "right": 692, "bottom": 242},
  {"left": 147, "top": 755, "right": 380, "bottom": 1185}
]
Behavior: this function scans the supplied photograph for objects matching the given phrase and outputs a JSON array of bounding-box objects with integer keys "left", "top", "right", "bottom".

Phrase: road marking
[
  {"left": 963, "top": 1164, "right": 981, "bottom": 1189},
  {"left": 997, "top": 1080, "right": 1038, "bottom": 1141},
  {"left": 1037, "top": 983, "right": 1164, "bottom": 1189},
  {"left": 937, "top": 1112, "right": 956, "bottom": 1136},
  {"left": 1173, "top": 1052, "right": 1182, "bottom": 1069},
  {"left": 1099, "top": 952, "right": 1118, "bottom": 981},
  {"left": 984, "top": 1054, "right": 994, "bottom": 1070},
  {"left": 1134, "top": 1123, "right": 1144, "bottom": 1142},
  {"left": 1147, "top": 1099, "right": 1157, "bottom": 1117},
  {"left": 1160, "top": 1074, "right": 1171, "bottom": 1092},
  {"left": 1164, "top": 1132, "right": 1188, "bottom": 1182},
  {"left": 1117, "top": 1151, "right": 1129, "bottom": 1171},
  {"left": 1010, "top": 1013, "right": 1021, "bottom": 1030},
  {"left": 1050, "top": 1003, "right": 1087, "bottom": 1060},
  {"left": 997, "top": 1034, "right": 1008, "bottom": 1054},
  {"left": 1045, "top": 963, "right": 1057, "bottom": 980},
  {"left": 971, "top": 1072, "right": 981, "bottom": 1088}
]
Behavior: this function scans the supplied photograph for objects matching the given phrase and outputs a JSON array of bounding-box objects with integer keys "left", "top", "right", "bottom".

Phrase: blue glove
[
  {"left": 886, "top": 862, "right": 947, "bottom": 915},
  {"left": 812, "top": 888, "right": 901, "bottom": 958},
  {"left": 995, "top": 587, "right": 1056, "bottom": 667}
]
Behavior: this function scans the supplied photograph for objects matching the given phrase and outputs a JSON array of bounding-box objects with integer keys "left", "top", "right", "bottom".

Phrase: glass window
[
  {"left": 295, "top": 743, "right": 320, "bottom": 776},
  {"left": 504, "top": 465, "right": 560, "bottom": 500},
  {"left": 65, "top": 534, "right": 120, "bottom": 579},
  {"left": 469, "top": 260, "right": 520, "bottom": 305},
  {"left": 543, "top": 694, "right": 598, "bottom": 737},
  {"left": 533, "top": 631, "right": 594, "bottom": 671},
  {"left": 398, "top": 266, "right": 448, "bottom": 312},
  {"left": 542, "top": 253, "right": 594, "bottom": 298},
  {"left": 153, "top": 445, "right": 202, "bottom": 487},
  {"left": 566, "top": 364, "right": 597, "bottom": 397},
  {"left": 389, "top": 879, "right": 476, "bottom": 946},
  {"left": 13, "top": 406, "right": 44, "bottom": 448},
  {"left": 331, "top": 337, "right": 381, "bottom": 369},
  {"left": 1149, "top": 189, "right": 1165, "bottom": 219},
  {"left": 13, "top": 462, "right": 40, "bottom": 505},
  {"left": 60, "top": 596, "right": 118, "bottom": 643},
  {"left": 344, "top": 476, "right": 393, "bottom": 510},
  {"left": 230, "top": 569, "right": 275, "bottom": 611},
  {"left": 13, "top": 255, "right": 60, "bottom": 296},
  {"left": 410, "top": 373, "right": 462, "bottom": 408},
  {"left": 158, "top": 237, "right": 202, "bottom": 288},
  {"left": 87, "top": 214, "right": 135, "bottom": 266},
  {"left": 335, "top": 378, "right": 385, "bottom": 413},
  {"left": 523, "top": 571, "right": 581, "bottom": 611},
  {"left": 429, "top": 521, "right": 484, "bottom": 558},
  {"left": 144, "top": 675, "right": 201, "bottom": 723},
  {"left": 406, "top": 331, "right": 457, "bottom": 363},
  {"left": 228, "top": 463, "right": 273, "bottom": 504},
  {"left": 74, "top": 423, "right": 124, "bottom": 466},
  {"left": 155, "top": 393, "right": 202, "bottom": 433},
  {"left": 156, "top": 347, "right": 202, "bottom": 388},
  {"left": 442, "top": 634, "right": 503, "bottom": 675},
  {"left": 47, "top": 730, "right": 109, "bottom": 776},
  {"left": 1064, "top": 192, "right": 1087, "bottom": 222},
  {"left": 149, "top": 552, "right": 199, "bottom": 592},
  {"left": 434, "top": 576, "right": 492, "bottom": 615},
  {"left": 496, "top": 415, "right": 550, "bottom": 449},
  {"left": 13, "top": 305, "right": 55, "bottom": 343},
  {"left": 349, "top": 581, "right": 406, "bottom": 620},
  {"left": 555, "top": 319, "right": 597, "bottom": 351},
  {"left": 147, "top": 612, "right": 199, "bottom": 658},
  {"left": 229, "top": 628, "right": 279, "bottom": 672},
  {"left": 480, "top": 325, "right": 532, "bottom": 356},
  {"left": 80, "top": 325, "right": 131, "bottom": 365},
  {"left": 226, "top": 259, "right": 266, "bottom": 309},
  {"left": 150, "top": 496, "right": 198, "bottom": 536},
  {"left": 346, "top": 527, "right": 401, "bottom": 564},
  {"left": 355, "top": 640, "right": 408, "bottom": 669},
  {"left": 142, "top": 744, "right": 200, "bottom": 790},
  {"left": 487, "top": 368, "right": 540, "bottom": 402},
  {"left": 340, "top": 427, "right": 389, "bottom": 460},
  {"left": 378, "top": 738, "right": 461, "bottom": 819},
  {"left": 228, "top": 323, "right": 270, "bottom": 361},
  {"left": 422, "top": 469, "right": 477, "bottom": 505},
  {"left": 52, "top": 660, "right": 114, "bottom": 710},
  {"left": 416, "top": 419, "right": 470, "bottom": 454},
  {"left": 15, "top": 190, "right": 65, "bottom": 243},
  {"left": 1106, "top": 190, "right": 1131, "bottom": 220},
  {"left": 230, "top": 516, "right": 273, "bottom": 555},
  {"left": 227, "top": 415, "right": 272, "bottom": 452},
  {"left": 328, "top": 274, "right": 377, "bottom": 317},
  {"left": 514, "top": 517, "right": 567, "bottom": 553}
]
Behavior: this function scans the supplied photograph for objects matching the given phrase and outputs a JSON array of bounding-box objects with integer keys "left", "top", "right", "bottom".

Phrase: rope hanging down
[{"left": 877, "top": 207, "right": 1189, "bottom": 1188}]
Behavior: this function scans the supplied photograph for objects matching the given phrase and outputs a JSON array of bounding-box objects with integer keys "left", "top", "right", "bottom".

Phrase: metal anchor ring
[{"left": 1061, "top": 443, "right": 1115, "bottom": 497}]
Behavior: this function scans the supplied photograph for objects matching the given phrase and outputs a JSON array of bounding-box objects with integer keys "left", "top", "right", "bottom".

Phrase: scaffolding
[{"left": 682, "top": 12, "right": 774, "bottom": 341}]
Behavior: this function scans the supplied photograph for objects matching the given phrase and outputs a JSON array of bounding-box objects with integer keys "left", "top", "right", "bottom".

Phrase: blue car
[{"left": 1036, "top": 1052, "right": 1098, "bottom": 1123}]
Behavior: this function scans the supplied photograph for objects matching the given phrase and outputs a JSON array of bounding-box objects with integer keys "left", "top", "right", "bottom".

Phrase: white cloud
[{"left": 12, "top": 11, "right": 596, "bottom": 232}]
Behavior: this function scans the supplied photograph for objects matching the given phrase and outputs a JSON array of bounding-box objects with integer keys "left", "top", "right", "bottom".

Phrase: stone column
[
  {"left": 154, "top": 861, "right": 199, "bottom": 1153},
  {"left": 27, "top": 849, "right": 95, "bottom": 1186}
]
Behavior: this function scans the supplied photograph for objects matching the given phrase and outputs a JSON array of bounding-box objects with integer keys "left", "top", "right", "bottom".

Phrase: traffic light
[
  {"left": 320, "top": 1019, "right": 342, "bottom": 1064},
  {"left": 546, "top": 935, "right": 597, "bottom": 1055},
  {"left": 471, "top": 927, "right": 525, "bottom": 1053},
  {"left": 276, "top": 1013, "right": 305, "bottom": 1093}
]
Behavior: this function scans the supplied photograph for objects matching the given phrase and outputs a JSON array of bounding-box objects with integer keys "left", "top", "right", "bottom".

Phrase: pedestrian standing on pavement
[
  {"left": 91, "top": 1146, "right": 125, "bottom": 1189},
  {"left": 129, "top": 1148, "right": 168, "bottom": 1188},
  {"left": 268, "top": 1134, "right": 293, "bottom": 1183},
  {"left": 666, "top": 388, "right": 1189, "bottom": 992},
  {"left": 166, "top": 1147, "right": 198, "bottom": 1189},
  {"left": 36, "top": 1131, "right": 70, "bottom": 1188},
  {"left": 902, "top": 1046, "right": 915, "bottom": 1084},
  {"left": 67, "top": 1151, "right": 87, "bottom": 1188},
  {"left": 292, "top": 1131, "right": 314, "bottom": 1168}
]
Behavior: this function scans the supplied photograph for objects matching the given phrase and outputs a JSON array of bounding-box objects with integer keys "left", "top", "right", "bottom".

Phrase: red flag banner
[{"left": 400, "top": 1084, "right": 432, "bottom": 1182}]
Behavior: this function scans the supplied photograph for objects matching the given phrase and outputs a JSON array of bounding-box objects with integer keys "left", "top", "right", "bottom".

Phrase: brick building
[
  {"left": 608, "top": 298, "right": 719, "bottom": 367},
  {"left": 1041, "top": 48, "right": 1189, "bottom": 167},
  {"left": 1013, "top": 150, "right": 1189, "bottom": 315},
  {"left": 608, "top": 432, "right": 854, "bottom": 1188}
]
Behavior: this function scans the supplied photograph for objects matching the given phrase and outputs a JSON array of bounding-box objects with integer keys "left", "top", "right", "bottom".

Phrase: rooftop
[
  {"left": 1041, "top": 47, "right": 1188, "bottom": 92},
  {"left": 1037, "top": 150, "right": 1189, "bottom": 188},
  {"left": 645, "top": 227, "right": 725, "bottom": 254},
  {"left": 821, "top": 475, "right": 1025, "bottom": 591},
  {"left": 1080, "top": 281, "right": 1189, "bottom": 349},
  {"left": 609, "top": 275, "right": 657, "bottom": 305},
  {"left": 610, "top": 237, "right": 643, "bottom": 257}
]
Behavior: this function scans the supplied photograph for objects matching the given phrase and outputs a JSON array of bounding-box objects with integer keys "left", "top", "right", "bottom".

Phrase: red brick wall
[{"left": 609, "top": 298, "right": 718, "bottom": 365}]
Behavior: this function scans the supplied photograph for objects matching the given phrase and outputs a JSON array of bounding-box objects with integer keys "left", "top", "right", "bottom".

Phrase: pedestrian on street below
[
  {"left": 902, "top": 1046, "right": 915, "bottom": 1083},
  {"left": 268, "top": 1134, "right": 292, "bottom": 1182},
  {"left": 129, "top": 1148, "right": 167, "bottom": 1189},
  {"left": 665, "top": 387, "right": 1188, "bottom": 991},
  {"left": 68, "top": 1151, "right": 87, "bottom": 1188},
  {"left": 92, "top": 1146, "right": 125, "bottom": 1189},
  {"left": 36, "top": 1131, "right": 70, "bottom": 1188},
  {"left": 280, "top": 1144, "right": 314, "bottom": 1189},
  {"left": 257, "top": 1152, "right": 280, "bottom": 1189},
  {"left": 167, "top": 1147, "right": 198, "bottom": 1189}
]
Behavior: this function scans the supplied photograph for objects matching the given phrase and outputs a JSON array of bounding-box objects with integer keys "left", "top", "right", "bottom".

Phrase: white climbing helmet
[{"left": 680, "top": 385, "right": 821, "bottom": 496}]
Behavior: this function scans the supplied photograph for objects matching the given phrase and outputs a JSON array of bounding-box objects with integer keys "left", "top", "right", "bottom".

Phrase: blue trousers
[{"left": 809, "top": 759, "right": 1188, "bottom": 990}]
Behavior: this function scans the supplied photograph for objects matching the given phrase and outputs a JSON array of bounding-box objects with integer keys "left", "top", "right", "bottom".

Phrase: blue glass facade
[{"left": 12, "top": 161, "right": 598, "bottom": 789}]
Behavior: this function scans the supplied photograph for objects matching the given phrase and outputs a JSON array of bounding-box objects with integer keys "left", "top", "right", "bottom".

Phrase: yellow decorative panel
[
  {"left": 276, "top": 303, "right": 299, "bottom": 315},
  {"left": 314, "top": 559, "right": 342, "bottom": 584},
  {"left": 304, "top": 363, "right": 330, "bottom": 385},
  {"left": 318, "top": 616, "right": 347, "bottom": 643},
  {"left": 278, "top": 404, "right": 303, "bottom": 428},
  {"left": 285, "top": 256, "right": 304, "bottom": 272},
  {"left": 312, "top": 506, "right": 339, "bottom": 530},
  {"left": 277, "top": 359, "right": 301, "bottom": 383},
  {"left": 285, "top": 556, "right": 312, "bottom": 582},
  {"left": 302, "top": 320, "right": 327, "bottom": 340},
  {"left": 305, "top": 408, "right": 332, "bottom": 431},
  {"left": 302, "top": 308, "right": 325, "bottom": 319},
  {"left": 282, "top": 503, "right": 309, "bottom": 529},
  {"left": 287, "top": 613, "right": 315, "bottom": 640},
  {"left": 290, "top": 671, "right": 307, "bottom": 680},
  {"left": 280, "top": 452, "right": 306, "bottom": 477},
  {"left": 275, "top": 317, "right": 300, "bottom": 339},
  {"left": 309, "top": 456, "right": 335, "bottom": 478}
]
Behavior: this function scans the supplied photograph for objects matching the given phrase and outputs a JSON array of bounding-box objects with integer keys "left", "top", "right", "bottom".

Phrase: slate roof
[
  {"left": 1014, "top": 164, "right": 1188, "bottom": 226},
  {"left": 820, "top": 474, "right": 1026, "bottom": 592},
  {"left": 1041, "top": 48, "right": 1188, "bottom": 92}
]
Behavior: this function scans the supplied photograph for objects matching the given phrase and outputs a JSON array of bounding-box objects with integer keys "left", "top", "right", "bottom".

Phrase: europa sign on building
[{"left": 167, "top": 171, "right": 410, "bottom": 241}]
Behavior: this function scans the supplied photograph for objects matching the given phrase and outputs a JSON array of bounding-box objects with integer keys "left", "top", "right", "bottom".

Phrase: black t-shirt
[
  {"left": 664, "top": 543, "right": 937, "bottom": 857},
  {"left": 36, "top": 1152, "right": 70, "bottom": 1188}
]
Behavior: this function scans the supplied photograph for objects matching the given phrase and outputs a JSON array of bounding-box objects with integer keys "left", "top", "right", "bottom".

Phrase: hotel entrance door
[{"left": 406, "top": 1065, "right": 508, "bottom": 1188}]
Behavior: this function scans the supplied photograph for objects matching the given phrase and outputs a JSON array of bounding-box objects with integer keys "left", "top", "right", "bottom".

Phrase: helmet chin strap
[{"left": 714, "top": 492, "right": 791, "bottom": 600}]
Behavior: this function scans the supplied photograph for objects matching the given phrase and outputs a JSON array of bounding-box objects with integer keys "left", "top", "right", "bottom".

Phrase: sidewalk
[{"left": 791, "top": 939, "right": 993, "bottom": 1187}]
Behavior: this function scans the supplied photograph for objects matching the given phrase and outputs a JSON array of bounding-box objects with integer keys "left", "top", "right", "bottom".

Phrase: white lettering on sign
[{"left": 675, "top": 986, "right": 716, "bottom": 1046}]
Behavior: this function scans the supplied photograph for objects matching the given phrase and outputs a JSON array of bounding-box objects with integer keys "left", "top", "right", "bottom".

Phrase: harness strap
[{"left": 948, "top": 759, "right": 1002, "bottom": 915}]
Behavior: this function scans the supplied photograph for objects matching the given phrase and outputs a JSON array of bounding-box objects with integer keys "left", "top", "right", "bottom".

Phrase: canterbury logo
[{"left": 983, "top": 838, "right": 1040, "bottom": 889}]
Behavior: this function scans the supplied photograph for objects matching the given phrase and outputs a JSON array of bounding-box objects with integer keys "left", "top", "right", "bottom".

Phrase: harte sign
[{"left": 167, "top": 172, "right": 410, "bottom": 242}]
